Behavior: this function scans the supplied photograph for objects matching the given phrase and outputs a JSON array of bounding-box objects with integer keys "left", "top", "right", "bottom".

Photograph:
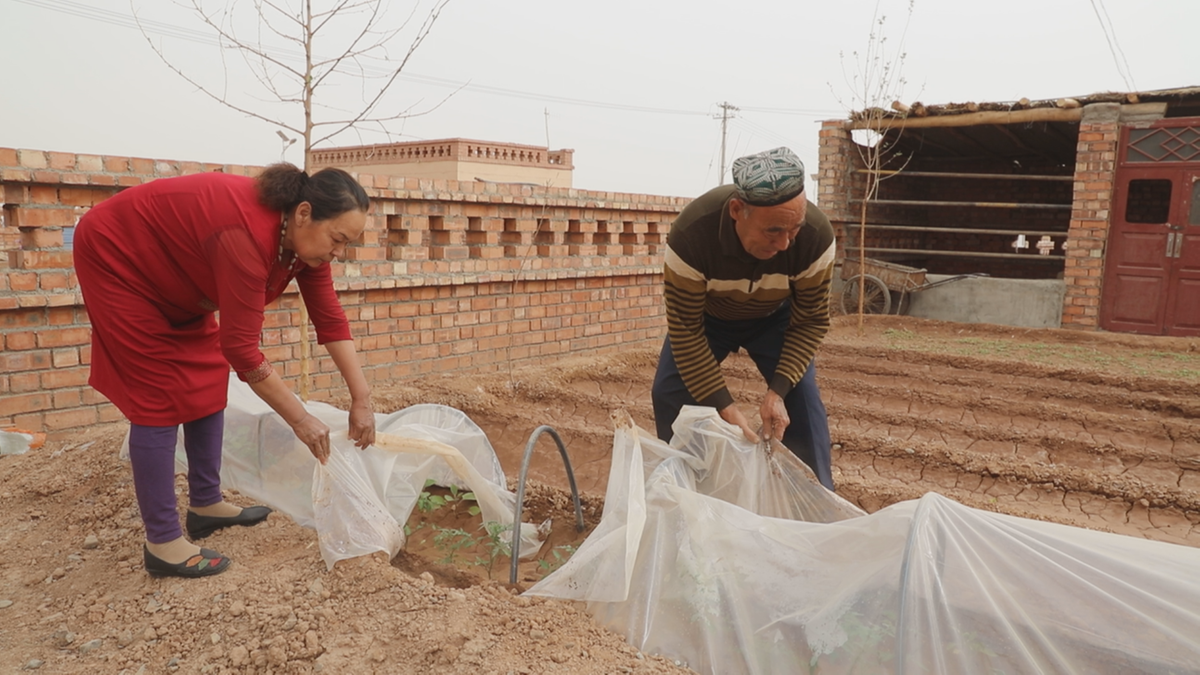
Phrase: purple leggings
[{"left": 128, "top": 410, "right": 225, "bottom": 543}]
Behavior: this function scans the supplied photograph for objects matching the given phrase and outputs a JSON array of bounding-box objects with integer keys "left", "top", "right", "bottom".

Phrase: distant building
[
  {"left": 308, "top": 138, "right": 575, "bottom": 187},
  {"left": 819, "top": 85, "right": 1200, "bottom": 336}
]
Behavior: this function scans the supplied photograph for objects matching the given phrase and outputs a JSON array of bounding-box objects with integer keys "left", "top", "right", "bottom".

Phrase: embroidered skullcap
[{"left": 731, "top": 147, "right": 806, "bottom": 207}]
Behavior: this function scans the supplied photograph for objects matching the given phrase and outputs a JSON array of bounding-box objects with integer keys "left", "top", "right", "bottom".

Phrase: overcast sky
[{"left": 3, "top": 0, "right": 1196, "bottom": 199}]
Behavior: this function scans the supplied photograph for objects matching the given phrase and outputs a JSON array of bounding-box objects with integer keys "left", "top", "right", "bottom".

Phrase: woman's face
[{"left": 287, "top": 203, "right": 367, "bottom": 267}]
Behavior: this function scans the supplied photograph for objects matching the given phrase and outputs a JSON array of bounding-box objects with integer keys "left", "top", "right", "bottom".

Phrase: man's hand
[
  {"left": 759, "top": 390, "right": 790, "bottom": 442},
  {"left": 719, "top": 404, "right": 760, "bottom": 443},
  {"left": 348, "top": 398, "right": 376, "bottom": 449}
]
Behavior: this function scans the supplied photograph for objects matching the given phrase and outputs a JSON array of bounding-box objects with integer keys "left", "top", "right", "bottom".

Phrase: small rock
[
  {"left": 143, "top": 627, "right": 157, "bottom": 642},
  {"left": 145, "top": 598, "right": 161, "bottom": 613},
  {"left": 83, "top": 535, "right": 100, "bottom": 550},
  {"left": 229, "top": 600, "right": 245, "bottom": 617},
  {"left": 229, "top": 645, "right": 249, "bottom": 667},
  {"left": 307, "top": 579, "right": 324, "bottom": 596},
  {"left": 1139, "top": 498, "right": 1150, "bottom": 508},
  {"left": 51, "top": 568, "right": 67, "bottom": 580},
  {"left": 210, "top": 632, "right": 221, "bottom": 645},
  {"left": 78, "top": 639, "right": 102, "bottom": 654},
  {"left": 529, "top": 629, "right": 546, "bottom": 640},
  {"left": 0, "top": 600, "right": 13, "bottom": 609},
  {"left": 117, "top": 631, "right": 134, "bottom": 647},
  {"left": 419, "top": 572, "right": 434, "bottom": 583},
  {"left": 23, "top": 659, "right": 43, "bottom": 670},
  {"left": 51, "top": 629, "right": 76, "bottom": 647}
]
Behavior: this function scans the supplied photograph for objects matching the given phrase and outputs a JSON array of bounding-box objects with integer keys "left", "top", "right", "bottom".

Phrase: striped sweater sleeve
[
  {"left": 663, "top": 245, "right": 735, "bottom": 410},
  {"left": 769, "top": 241, "right": 836, "bottom": 397}
]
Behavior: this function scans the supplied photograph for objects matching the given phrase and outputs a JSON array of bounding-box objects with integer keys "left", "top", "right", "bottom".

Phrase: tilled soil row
[
  {"left": 360, "top": 341, "right": 1200, "bottom": 549},
  {"left": 815, "top": 347, "right": 1200, "bottom": 546}
]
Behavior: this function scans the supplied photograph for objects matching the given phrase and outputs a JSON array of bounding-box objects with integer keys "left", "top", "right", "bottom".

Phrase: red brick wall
[
  {"left": 1061, "top": 111, "right": 1120, "bottom": 330},
  {"left": 0, "top": 147, "right": 687, "bottom": 436}
]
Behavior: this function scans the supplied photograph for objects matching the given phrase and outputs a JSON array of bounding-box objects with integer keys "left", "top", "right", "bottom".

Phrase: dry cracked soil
[{"left": 2, "top": 314, "right": 1199, "bottom": 674}]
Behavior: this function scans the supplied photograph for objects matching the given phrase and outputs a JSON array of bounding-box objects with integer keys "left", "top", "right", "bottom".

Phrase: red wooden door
[
  {"left": 1100, "top": 168, "right": 1179, "bottom": 334},
  {"left": 1163, "top": 171, "right": 1200, "bottom": 336},
  {"left": 1101, "top": 119, "right": 1200, "bottom": 336}
]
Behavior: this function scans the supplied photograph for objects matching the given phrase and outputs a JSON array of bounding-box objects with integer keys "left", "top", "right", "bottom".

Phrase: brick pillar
[
  {"left": 818, "top": 120, "right": 857, "bottom": 258},
  {"left": 1062, "top": 103, "right": 1120, "bottom": 330}
]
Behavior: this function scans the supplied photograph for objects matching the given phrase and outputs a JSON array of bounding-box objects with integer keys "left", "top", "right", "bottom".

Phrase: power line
[
  {"left": 14, "top": 0, "right": 713, "bottom": 117},
  {"left": 18, "top": 0, "right": 847, "bottom": 120},
  {"left": 740, "top": 105, "right": 842, "bottom": 116},
  {"left": 1088, "top": 0, "right": 1137, "bottom": 92}
]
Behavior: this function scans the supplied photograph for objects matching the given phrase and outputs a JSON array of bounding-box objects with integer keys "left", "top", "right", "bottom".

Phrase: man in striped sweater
[{"left": 652, "top": 147, "right": 836, "bottom": 489}]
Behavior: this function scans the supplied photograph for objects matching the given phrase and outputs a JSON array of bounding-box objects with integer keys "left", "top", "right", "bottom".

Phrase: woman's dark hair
[{"left": 257, "top": 163, "right": 369, "bottom": 221}]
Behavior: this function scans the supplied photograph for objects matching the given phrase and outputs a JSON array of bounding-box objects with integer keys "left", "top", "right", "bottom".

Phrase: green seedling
[
  {"left": 416, "top": 479, "right": 481, "bottom": 516},
  {"left": 537, "top": 544, "right": 578, "bottom": 578},
  {"left": 430, "top": 525, "right": 475, "bottom": 565},
  {"left": 473, "top": 521, "right": 513, "bottom": 579}
]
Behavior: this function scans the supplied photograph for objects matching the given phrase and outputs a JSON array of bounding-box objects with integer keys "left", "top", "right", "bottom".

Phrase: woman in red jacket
[{"left": 74, "top": 163, "right": 375, "bottom": 578}]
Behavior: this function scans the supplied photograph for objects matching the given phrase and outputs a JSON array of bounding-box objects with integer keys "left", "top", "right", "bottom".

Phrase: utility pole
[{"left": 715, "top": 101, "right": 739, "bottom": 183}]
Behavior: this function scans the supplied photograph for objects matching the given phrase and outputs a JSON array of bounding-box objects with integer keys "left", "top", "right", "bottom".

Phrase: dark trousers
[
  {"left": 651, "top": 306, "right": 834, "bottom": 490},
  {"left": 128, "top": 410, "right": 225, "bottom": 543}
]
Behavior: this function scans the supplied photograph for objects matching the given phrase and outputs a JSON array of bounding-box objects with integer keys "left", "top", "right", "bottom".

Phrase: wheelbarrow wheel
[{"left": 840, "top": 274, "right": 891, "bottom": 315}]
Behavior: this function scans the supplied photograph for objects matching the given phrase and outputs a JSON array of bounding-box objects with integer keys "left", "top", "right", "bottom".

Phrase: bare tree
[
  {"left": 831, "top": 1, "right": 914, "bottom": 332},
  {"left": 135, "top": 0, "right": 453, "bottom": 398}
]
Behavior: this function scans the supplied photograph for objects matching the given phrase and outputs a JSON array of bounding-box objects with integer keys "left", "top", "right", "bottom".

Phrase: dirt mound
[
  {"left": 2, "top": 314, "right": 1198, "bottom": 672},
  {"left": 0, "top": 424, "right": 684, "bottom": 674}
]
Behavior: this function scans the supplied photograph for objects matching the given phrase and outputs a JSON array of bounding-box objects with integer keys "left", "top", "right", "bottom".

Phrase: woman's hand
[
  {"left": 348, "top": 398, "right": 375, "bottom": 449},
  {"left": 290, "top": 413, "right": 332, "bottom": 464}
]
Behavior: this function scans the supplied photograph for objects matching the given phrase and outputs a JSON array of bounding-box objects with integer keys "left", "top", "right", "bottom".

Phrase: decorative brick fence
[{"left": 0, "top": 147, "right": 688, "bottom": 437}]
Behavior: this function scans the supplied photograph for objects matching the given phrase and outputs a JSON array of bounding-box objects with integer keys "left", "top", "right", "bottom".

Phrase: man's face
[{"left": 730, "top": 194, "right": 807, "bottom": 260}]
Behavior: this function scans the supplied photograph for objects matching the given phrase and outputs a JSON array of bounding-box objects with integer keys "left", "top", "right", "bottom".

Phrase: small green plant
[
  {"left": 473, "top": 521, "right": 513, "bottom": 578},
  {"left": 429, "top": 525, "right": 476, "bottom": 565},
  {"left": 416, "top": 479, "right": 448, "bottom": 513},
  {"left": 537, "top": 544, "right": 578, "bottom": 578},
  {"left": 416, "top": 479, "right": 481, "bottom": 516}
]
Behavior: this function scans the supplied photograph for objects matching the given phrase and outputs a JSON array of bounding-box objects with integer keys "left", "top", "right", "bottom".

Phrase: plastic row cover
[
  {"left": 527, "top": 406, "right": 1200, "bottom": 675},
  {"left": 149, "top": 376, "right": 541, "bottom": 570}
]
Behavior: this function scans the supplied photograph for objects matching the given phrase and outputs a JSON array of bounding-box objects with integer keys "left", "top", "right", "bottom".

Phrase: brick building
[
  {"left": 308, "top": 138, "right": 575, "bottom": 188},
  {"left": 818, "top": 86, "right": 1200, "bottom": 336}
]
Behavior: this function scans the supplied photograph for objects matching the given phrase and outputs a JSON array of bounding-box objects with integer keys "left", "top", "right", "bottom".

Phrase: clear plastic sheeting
[
  {"left": 145, "top": 377, "right": 544, "bottom": 570},
  {"left": 528, "top": 406, "right": 1200, "bottom": 675}
]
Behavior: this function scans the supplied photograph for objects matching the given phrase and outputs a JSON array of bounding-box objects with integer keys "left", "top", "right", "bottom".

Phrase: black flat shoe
[
  {"left": 186, "top": 505, "right": 273, "bottom": 540},
  {"left": 143, "top": 545, "right": 230, "bottom": 578}
]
